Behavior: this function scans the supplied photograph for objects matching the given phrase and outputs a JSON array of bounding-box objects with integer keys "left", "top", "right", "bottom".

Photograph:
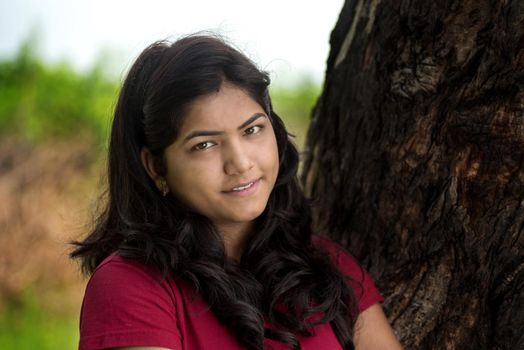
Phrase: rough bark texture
[{"left": 301, "top": 1, "right": 524, "bottom": 349}]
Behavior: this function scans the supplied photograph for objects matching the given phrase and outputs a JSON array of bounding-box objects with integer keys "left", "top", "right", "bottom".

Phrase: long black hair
[{"left": 71, "top": 33, "right": 358, "bottom": 350}]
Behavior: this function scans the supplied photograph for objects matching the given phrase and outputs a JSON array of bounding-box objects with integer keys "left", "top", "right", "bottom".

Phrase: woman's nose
[{"left": 223, "top": 140, "right": 254, "bottom": 175}]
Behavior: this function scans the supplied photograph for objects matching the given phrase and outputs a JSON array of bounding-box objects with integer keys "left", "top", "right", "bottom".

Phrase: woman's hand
[{"left": 353, "top": 304, "right": 404, "bottom": 350}]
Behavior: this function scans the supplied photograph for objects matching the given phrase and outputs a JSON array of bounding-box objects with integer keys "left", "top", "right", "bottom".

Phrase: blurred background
[{"left": 0, "top": 0, "right": 343, "bottom": 348}]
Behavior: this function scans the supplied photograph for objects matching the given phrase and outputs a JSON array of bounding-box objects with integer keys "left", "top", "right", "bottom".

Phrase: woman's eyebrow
[{"left": 182, "top": 112, "right": 267, "bottom": 144}]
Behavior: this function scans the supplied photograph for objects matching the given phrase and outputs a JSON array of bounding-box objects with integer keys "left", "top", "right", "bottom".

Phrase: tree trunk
[{"left": 301, "top": 1, "right": 524, "bottom": 349}]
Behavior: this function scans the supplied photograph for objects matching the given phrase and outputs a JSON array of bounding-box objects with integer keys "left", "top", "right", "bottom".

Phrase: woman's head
[
  {"left": 113, "top": 34, "right": 293, "bottom": 234},
  {"left": 142, "top": 81, "right": 279, "bottom": 243}
]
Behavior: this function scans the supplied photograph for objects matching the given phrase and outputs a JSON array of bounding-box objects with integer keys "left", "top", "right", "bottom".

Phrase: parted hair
[{"left": 70, "top": 33, "right": 358, "bottom": 350}]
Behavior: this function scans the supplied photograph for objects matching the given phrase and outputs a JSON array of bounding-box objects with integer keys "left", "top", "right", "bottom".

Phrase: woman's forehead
[{"left": 178, "top": 84, "right": 265, "bottom": 132}]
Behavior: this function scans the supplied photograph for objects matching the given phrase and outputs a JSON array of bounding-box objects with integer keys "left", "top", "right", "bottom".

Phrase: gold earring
[{"left": 160, "top": 180, "right": 169, "bottom": 196}]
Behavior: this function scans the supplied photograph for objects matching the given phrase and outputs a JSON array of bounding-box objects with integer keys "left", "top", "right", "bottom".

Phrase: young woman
[{"left": 71, "top": 34, "right": 403, "bottom": 350}]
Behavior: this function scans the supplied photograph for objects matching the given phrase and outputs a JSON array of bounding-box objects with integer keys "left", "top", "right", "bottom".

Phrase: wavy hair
[{"left": 71, "top": 34, "right": 358, "bottom": 350}]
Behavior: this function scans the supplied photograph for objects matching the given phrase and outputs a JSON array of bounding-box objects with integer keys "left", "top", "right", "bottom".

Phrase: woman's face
[{"left": 160, "top": 82, "right": 279, "bottom": 233}]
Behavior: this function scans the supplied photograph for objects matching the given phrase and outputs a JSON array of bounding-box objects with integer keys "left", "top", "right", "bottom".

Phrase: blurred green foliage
[
  {"left": 0, "top": 292, "right": 78, "bottom": 349},
  {"left": 0, "top": 37, "right": 119, "bottom": 143},
  {"left": 270, "top": 76, "right": 319, "bottom": 149},
  {"left": 0, "top": 38, "right": 319, "bottom": 149}
]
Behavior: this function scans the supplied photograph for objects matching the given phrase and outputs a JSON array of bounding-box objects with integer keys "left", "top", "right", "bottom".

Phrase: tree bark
[{"left": 301, "top": 1, "right": 524, "bottom": 349}]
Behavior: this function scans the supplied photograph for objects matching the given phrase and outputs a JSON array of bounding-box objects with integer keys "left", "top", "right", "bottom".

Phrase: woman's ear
[{"left": 140, "top": 147, "right": 162, "bottom": 188}]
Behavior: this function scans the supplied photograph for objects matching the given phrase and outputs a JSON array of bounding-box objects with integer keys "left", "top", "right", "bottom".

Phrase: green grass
[{"left": 0, "top": 296, "right": 78, "bottom": 350}]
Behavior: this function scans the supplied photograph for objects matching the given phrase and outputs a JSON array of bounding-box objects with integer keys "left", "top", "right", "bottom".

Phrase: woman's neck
[{"left": 215, "top": 221, "right": 254, "bottom": 261}]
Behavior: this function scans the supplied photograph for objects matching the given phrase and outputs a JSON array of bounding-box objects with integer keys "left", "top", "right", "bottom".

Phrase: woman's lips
[{"left": 223, "top": 178, "right": 261, "bottom": 197}]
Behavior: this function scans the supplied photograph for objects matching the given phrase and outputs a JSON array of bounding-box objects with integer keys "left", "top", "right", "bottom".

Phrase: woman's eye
[
  {"left": 192, "top": 141, "right": 215, "bottom": 151},
  {"left": 245, "top": 125, "right": 263, "bottom": 135}
]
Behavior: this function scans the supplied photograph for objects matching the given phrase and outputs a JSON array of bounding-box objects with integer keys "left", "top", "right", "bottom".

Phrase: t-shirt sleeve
[
  {"left": 313, "top": 235, "right": 384, "bottom": 313},
  {"left": 78, "top": 255, "right": 182, "bottom": 350},
  {"left": 335, "top": 246, "right": 384, "bottom": 313}
]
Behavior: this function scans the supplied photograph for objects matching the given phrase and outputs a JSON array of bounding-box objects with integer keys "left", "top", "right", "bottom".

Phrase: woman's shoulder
[
  {"left": 84, "top": 253, "right": 177, "bottom": 308},
  {"left": 311, "top": 233, "right": 343, "bottom": 252},
  {"left": 311, "top": 233, "right": 370, "bottom": 280},
  {"left": 311, "top": 233, "right": 355, "bottom": 262},
  {"left": 80, "top": 253, "right": 182, "bottom": 350},
  {"left": 92, "top": 253, "right": 165, "bottom": 284},
  {"left": 311, "top": 233, "right": 384, "bottom": 313}
]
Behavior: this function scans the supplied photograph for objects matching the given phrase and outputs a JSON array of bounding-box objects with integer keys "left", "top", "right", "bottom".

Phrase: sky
[{"left": 0, "top": 0, "right": 345, "bottom": 86}]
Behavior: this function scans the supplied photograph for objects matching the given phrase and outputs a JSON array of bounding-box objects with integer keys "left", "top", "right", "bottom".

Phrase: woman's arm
[{"left": 353, "top": 304, "right": 404, "bottom": 350}]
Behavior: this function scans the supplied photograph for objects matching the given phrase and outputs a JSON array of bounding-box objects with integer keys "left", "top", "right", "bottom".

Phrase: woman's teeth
[{"left": 233, "top": 181, "right": 254, "bottom": 191}]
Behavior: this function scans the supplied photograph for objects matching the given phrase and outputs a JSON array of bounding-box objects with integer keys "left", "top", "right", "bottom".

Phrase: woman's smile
[{"left": 223, "top": 177, "right": 261, "bottom": 196}]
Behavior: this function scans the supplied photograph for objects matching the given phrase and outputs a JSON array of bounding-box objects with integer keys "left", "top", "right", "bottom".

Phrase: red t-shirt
[{"left": 78, "top": 235, "right": 383, "bottom": 350}]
